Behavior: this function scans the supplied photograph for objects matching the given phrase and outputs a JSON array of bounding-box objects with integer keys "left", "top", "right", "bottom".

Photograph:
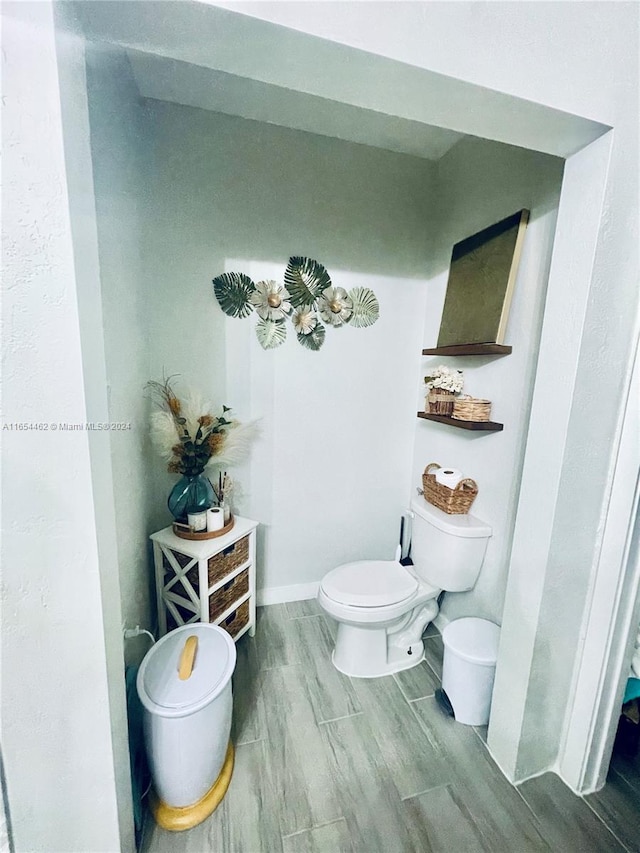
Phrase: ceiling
[{"left": 127, "top": 49, "right": 465, "bottom": 162}]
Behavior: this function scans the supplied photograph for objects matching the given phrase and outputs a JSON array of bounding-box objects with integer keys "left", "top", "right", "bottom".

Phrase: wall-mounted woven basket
[
  {"left": 452, "top": 396, "right": 492, "bottom": 422},
  {"left": 422, "top": 463, "right": 478, "bottom": 515},
  {"left": 426, "top": 389, "right": 456, "bottom": 416}
]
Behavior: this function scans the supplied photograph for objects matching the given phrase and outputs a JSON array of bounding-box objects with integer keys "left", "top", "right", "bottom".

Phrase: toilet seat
[{"left": 320, "top": 560, "right": 419, "bottom": 608}]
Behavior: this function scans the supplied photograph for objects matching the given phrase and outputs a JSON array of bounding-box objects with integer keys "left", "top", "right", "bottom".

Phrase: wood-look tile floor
[{"left": 142, "top": 603, "right": 640, "bottom": 852}]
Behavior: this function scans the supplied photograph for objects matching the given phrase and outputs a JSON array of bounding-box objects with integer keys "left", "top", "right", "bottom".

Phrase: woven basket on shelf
[
  {"left": 190, "top": 534, "right": 249, "bottom": 588},
  {"left": 219, "top": 599, "right": 250, "bottom": 639},
  {"left": 426, "top": 389, "right": 456, "bottom": 416},
  {"left": 452, "top": 395, "right": 492, "bottom": 422},
  {"left": 421, "top": 462, "right": 478, "bottom": 515},
  {"left": 208, "top": 567, "right": 250, "bottom": 622}
]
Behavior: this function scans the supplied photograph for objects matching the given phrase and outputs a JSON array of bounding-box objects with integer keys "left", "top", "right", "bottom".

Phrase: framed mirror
[{"left": 437, "top": 209, "right": 529, "bottom": 347}]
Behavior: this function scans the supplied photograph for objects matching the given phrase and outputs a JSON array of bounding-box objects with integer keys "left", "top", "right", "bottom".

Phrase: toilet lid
[{"left": 321, "top": 560, "right": 418, "bottom": 607}]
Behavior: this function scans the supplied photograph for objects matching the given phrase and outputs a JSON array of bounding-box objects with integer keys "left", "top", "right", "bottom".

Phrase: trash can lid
[
  {"left": 137, "top": 624, "right": 237, "bottom": 717},
  {"left": 442, "top": 617, "right": 500, "bottom": 665}
]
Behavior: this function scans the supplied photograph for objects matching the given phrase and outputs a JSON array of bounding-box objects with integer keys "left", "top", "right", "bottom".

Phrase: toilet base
[
  {"left": 331, "top": 621, "right": 426, "bottom": 678},
  {"left": 332, "top": 644, "right": 425, "bottom": 678},
  {"left": 327, "top": 597, "right": 439, "bottom": 679}
]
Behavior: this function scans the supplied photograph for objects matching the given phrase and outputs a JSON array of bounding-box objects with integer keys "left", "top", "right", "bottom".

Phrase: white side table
[{"left": 150, "top": 516, "right": 258, "bottom": 641}]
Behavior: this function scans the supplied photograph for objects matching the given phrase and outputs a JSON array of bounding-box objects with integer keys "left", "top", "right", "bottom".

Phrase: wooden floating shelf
[
  {"left": 422, "top": 344, "right": 512, "bottom": 356},
  {"left": 417, "top": 412, "right": 504, "bottom": 432}
]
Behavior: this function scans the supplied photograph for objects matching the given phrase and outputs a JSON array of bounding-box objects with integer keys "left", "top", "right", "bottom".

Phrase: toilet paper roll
[
  {"left": 206, "top": 507, "right": 225, "bottom": 532},
  {"left": 435, "top": 467, "right": 464, "bottom": 489}
]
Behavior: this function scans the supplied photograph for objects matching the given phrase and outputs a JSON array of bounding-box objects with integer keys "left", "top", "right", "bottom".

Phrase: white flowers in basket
[{"left": 424, "top": 365, "right": 464, "bottom": 395}]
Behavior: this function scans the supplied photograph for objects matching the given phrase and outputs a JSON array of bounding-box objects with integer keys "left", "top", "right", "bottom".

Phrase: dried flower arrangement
[
  {"left": 146, "top": 377, "right": 258, "bottom": 477},
  {"left": 212, "top": 256, "right": 379, "bottom": 351},
  {"left": 423, "top": 365, "right": 464, "bottom": 394}
]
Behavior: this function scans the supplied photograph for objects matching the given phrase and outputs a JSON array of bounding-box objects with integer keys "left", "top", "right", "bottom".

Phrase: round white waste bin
[
  {"left": 137, "top": 623, "right": 236, "bottom": 831},
  {"left": 441, "top": 617, "right": 500, "bottom": 726}
]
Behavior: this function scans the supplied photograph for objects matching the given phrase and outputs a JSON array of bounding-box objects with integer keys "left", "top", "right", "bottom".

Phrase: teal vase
[{"left": 168, "top": 473, "right": 215, "bottom": 521}]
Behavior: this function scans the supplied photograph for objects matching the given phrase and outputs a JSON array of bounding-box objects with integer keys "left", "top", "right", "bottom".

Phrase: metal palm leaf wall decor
[
  {"left": 212, "top": 272, "right": 256, "bottom": 319},
  {"left": 284, "top": 256, "right": 331, "bottom": 308},
  {"left": 212, "top": 257, "right": 379, "bottom": 351}
]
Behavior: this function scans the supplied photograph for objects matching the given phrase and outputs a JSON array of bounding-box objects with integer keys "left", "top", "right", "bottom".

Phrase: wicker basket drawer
[
  {"left": 218, "top": 599, "right": 250, "bottom": 639},
  {"left": 207, "top": 535, "right": 250, "bottom": 586},
  {"left": 208, "top": 568, "right": 249, "bottom": 622},
  {"left": 184, "top": 534, "right": 250, "bottom": 591}
]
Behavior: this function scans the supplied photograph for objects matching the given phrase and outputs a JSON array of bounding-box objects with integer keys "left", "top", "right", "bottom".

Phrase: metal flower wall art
[{"left": 212, "top": 257, "right": 380, "bottom": 351}]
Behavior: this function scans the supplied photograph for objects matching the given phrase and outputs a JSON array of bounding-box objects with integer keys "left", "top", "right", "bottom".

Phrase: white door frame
[{"left": 560, "top": 339, "right": 640, "bottom": 792}]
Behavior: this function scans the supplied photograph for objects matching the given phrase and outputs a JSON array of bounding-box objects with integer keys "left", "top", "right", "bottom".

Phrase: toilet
[{"left": 317, "top": 497, "right": 492, "bottom": 678}]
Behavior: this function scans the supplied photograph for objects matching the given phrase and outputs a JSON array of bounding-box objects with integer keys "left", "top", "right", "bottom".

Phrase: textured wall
[
  {"left": 84, "top": 45, "right": 157, "bottom": 664},
  {"left": 1, "top": 5, "right": 124, "bottom": 850}
]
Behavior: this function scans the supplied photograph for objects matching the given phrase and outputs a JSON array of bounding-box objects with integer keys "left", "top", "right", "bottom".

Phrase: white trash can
[
  {"left": 441, "top": 617, "right": 500, "bottom": 726},
  {"left": 137, "top": 623, "right": 236, "bottom": 831}
]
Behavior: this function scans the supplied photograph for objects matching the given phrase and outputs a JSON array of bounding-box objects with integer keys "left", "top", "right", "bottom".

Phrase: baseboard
[{"left": 256, "top": 581, "right": 320, "bottom": 607}]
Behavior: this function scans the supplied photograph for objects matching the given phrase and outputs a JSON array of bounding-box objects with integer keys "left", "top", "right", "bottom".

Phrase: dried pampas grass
[
  {"left": 146, "top": 376, "right": 259, "bottom": 476},
  {"left": 150, "top": 410, "right": 180, "bottom": 461},
  {"left": 205, "top": 420, "right": 261, "bottom": 469}
]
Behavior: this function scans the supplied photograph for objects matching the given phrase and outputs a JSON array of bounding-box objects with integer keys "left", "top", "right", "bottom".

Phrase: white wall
[
  {"left": 1, "top": 4, "right": 127, "bottom": 850},
  {"left": 412, "top": 137, "right": 564, "bottom": 625},
  {"left": 83, "top": 44, "right": 157, "bottom": 662},
  {"left": 141, "top": 101, "right": 434, "bottom": 596}
]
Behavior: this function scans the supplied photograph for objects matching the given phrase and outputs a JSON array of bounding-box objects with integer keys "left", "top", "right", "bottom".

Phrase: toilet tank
[{"left": 410, "top": 498, "right": 492, "bottom": 591}]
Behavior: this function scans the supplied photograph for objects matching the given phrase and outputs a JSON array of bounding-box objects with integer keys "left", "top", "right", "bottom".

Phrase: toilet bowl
[
  {"left": 318, "top": 559, "right": 440, "bottom": 677},
  {"left": 317, "top": 498, "right": 492, "bottom": 679}
]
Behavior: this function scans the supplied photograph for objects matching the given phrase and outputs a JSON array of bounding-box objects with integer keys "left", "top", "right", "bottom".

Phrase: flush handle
[{"left": 178, "top": 635, "right": 198, "bottom": 680}]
